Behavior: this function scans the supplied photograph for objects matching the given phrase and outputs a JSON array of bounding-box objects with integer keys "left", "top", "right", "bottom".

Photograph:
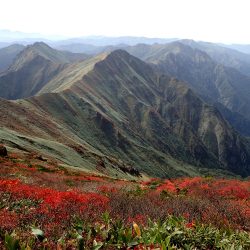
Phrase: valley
[{"left": 1, "top": 36, "right": 250, "bottom": 249}]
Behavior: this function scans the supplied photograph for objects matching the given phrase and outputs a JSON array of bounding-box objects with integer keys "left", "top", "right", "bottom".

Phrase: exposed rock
[
  {"left": 35, "top": 155, "right": 47, "bottom": 162},
  {"left": 0, "top": 145, "right": 7, "bottom": 156}
]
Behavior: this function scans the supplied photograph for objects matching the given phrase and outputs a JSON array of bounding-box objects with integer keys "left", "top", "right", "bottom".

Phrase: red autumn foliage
[
  {"left": 0, "top": 210, "right": 19, "bottom": 231},
  {"left": 0, "top": 178, "right": 109, "bottom": 238},
  {"left": 186, "top": 221, "right": 195, "bottom": 228},
  {"left": 156, "top": 180, "right": 177, "bottom": 193},
  {"left": 0, "top": 179, "right": 109, "bottom": 210},
  {"left": 0, "top": 152, "right": 250, "bottom": 247}
]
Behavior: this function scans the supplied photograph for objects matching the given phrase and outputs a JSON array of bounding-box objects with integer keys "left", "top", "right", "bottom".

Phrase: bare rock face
[{"left": 0, "top": 145, "right": 7, "bottom": 156}]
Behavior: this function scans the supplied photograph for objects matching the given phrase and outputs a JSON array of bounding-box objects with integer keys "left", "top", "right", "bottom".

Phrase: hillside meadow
[{"left": 0, "top": 152, "right": 250, "bottom": 249}]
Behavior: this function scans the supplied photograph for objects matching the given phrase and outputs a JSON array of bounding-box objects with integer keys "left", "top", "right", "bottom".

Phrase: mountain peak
[
  {"left": 93, "top": 49, "right": 154, "bottom": 79},
  {"left": 31, "top": 41, "right": 51, "bottom": 49},
  {"left": 8, "top": 42, "right": 87, "bottom": 73},
  {"left": 106, "top": 49, "right": 131, "bottom": 59}
]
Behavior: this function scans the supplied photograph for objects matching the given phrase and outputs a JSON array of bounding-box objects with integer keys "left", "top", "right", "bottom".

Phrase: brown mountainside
[{"left": 0, "top": 49, "right": 250, "bottom": 177}]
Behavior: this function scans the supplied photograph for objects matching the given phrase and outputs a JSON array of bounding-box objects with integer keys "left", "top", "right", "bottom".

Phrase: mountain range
[{"left": 1, "top": 39, "right": 250, "bottom": 178}]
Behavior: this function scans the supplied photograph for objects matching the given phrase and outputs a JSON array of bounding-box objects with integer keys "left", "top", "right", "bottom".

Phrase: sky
[{"left": 0, "top": 0, "right": 250, "bottom": 44}]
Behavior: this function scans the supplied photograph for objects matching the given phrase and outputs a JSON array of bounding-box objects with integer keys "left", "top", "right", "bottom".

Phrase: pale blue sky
[{"left": 0, "top": 0, "right": 249, "bottom": 43}]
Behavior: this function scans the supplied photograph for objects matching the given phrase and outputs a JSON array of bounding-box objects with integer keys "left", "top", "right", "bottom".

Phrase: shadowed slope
[
  {"left": 0, "top": 44, "right": 25, "bottom": 72},
  {"left": 126, "top": 42, "right": 250, "bottom": 107},
  {"left": 0, "top": 42, "right": 88, "bottom": 99},
  {"left": 180, "top": 39, "right": 250, "bottom": 77},
  {"left": 125, "top": 42, "right": 250, "bottom": 135}
]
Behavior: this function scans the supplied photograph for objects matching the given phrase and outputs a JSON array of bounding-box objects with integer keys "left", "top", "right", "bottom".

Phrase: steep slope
[
  {"left": 70, "top": 50, "right": 250, "bottom": 175},
  {"left": 1, "top": 50, "right": 250, "bottom": 177},
  {"left": 0, "top": 44, "right": 25, "bottom": 72},
  {"left": 38, "top": 53, "right": 108, "bottom": 94},
  {"left": 0, "top": 42, "right": 87, "bottom": 99},
  {"left": 214, "top": 102, "right": 250, "bottom": 137},
  {"left": 179, "top": 39, "right": 250, "bottom": 77},
  {"left": 125, "top": 42, "right": 250, "bottom": 123}
]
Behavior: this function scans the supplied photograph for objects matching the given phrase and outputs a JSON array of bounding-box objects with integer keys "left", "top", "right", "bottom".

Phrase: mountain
[
  {"left": 214, "top": 102, "right": 250, "bottom": 137},
  {"left": 0, "top": 42, "right": 88, "bottom": 99},
  {"left": 0, "top": 44, "right": 25, "bottom": 72},
  {"left": 225, "top": 44, "right": 250, "bottom": 55},
  {"left": 9, "top": 42, "right": 87, "bottom": 67},
  {"left": 53, "top": 36, "right": 178, "bottom": 47},
  {"left": 125, "top": 41, "right": 250, "bottom": 77},
  {"left": 0, "top": 42, "right": 12, "bottom": 49},
  {"left": 52, "top": 36, "right": 178, "bottom": 54},
  {"left": 0, "top": 49, "right": 250, "bottom": 178},
  {"left": 124, "top": 42, "right": 250, "bottom": 128},
  {"left": 55, "top": 43, "right": 105, "bottom": 54},
  {"left": 54, "top": 43, "right": 125, "bottom": 55},
  {"left": 179, "top": 39, "right": 250, "bottom": 77}
]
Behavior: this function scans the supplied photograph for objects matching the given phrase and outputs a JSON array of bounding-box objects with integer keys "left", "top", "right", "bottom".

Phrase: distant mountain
[
  {"left": 0, "top": 42, "right": 87, "bottom": 99},
  {"left": 54, "top": 43, "right": 124, "bottom": 54},
  {"left": 0, "top": 42, "right": 12, "bottom": 49},
  {"left": 225, "top": 44, "right": 250, "bottom": 55},
  {"left": 56, "top": 43, "right": 104, "bottom": 54},
  {"left": 1, "top": 48, "right": 250, "bottom": 177},
  {"left": 10, "top": 42, "right": 87, "bottom": 67},
  {"left": 179, "top": 39, "right": 250, "bottom": 77},
  {"left": 53, "top": 36, "right": 178, "bottom": 46},
  {"left": 0, "top": 44, "right": 25, "bottom": 72}
]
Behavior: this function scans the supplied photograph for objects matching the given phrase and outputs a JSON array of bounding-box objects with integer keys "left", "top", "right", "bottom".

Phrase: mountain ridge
[
  {"left": 1, "top": 48, "right": 250, "bottom": 177},
  {"left": 124, "top": 42, "right": 250, "bottom": 124},
  {"left": 1, "top": 43, "right": 250, "bottom": 177},
  {"left": 0, "top": 42, "right": 88, "bottom": 99}
]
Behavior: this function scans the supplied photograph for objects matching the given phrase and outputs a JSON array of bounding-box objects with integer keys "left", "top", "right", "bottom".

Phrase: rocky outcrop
[{"left": 0, "top": 145, "right": 7, "bottom": 156}]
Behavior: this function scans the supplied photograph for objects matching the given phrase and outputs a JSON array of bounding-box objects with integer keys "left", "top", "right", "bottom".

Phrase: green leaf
[
  {"left": 164, "top": 235, "right": 171, "bottom": 246},
  {"left": 4, "top": 233, "right": 20, "bottom": 250},
  {"left": 92, "top": 240, "right": 103, "bottom": 250},
  {"left": 127, "top": 241, "right": 139, "bottom": 247}
]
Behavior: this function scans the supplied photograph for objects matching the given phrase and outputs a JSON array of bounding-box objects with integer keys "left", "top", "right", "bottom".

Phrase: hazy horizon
[{"left": 1, "top": 0, "right": 250, "bottom": 44}]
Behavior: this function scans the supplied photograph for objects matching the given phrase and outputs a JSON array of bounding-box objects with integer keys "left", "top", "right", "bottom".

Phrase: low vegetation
[{"left": 0, "top": 153, "right": 250, "bottom": 249}]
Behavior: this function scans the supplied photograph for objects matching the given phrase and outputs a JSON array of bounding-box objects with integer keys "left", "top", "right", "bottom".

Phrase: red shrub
[
  {"left": 0, "top": 209, "right": 19, "bottom": 231},
  {"left": 156, "top": 180, "right": 176, "bottom": 193}
]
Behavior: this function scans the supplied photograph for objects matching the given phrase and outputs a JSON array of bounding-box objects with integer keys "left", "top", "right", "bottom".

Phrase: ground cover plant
[{"left": 0, "top": 152, "right": 250, "bottom": 249}]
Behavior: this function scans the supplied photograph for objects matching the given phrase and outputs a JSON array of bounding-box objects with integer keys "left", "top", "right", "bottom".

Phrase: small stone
[{"left": 0, "top": 145, "right": 7, "bottom": 156}]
